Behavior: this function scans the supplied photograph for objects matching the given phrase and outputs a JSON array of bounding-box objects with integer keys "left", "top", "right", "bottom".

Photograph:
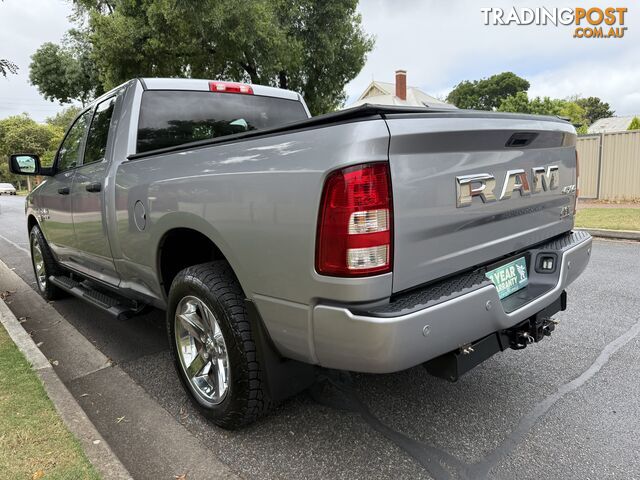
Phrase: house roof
[
  {"left": 588, "top": 115, "right": 639, "bottom": 134},
  {"left": 347, "top": 80, "right": 455, "bottom": 109}
]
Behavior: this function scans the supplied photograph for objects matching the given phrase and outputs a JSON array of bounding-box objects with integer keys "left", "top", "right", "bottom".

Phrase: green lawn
[
  {"left": 0, "top": 324, "right": 100, "bottom": 480},
  {"left": 575, "top": 208, "right": 640, "bottom": 231}
]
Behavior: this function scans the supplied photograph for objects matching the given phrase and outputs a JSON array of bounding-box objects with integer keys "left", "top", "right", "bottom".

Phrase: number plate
[{"left": 486, "top": 257, "right": 528, "bottom": 299}]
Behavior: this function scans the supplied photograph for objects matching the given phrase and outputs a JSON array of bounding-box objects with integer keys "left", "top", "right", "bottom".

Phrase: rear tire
[
  {"left": 167, "top": 261, "right": 269, "bottom": 429},
  {"left": 29, "top": 225, "right": 66, "bottom": 300}
]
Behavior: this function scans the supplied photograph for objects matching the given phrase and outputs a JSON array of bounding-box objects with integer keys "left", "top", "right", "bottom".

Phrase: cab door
[
  {"left": 35, "top": 110, "right": 93, "bottom": 262},
  {"left": 69, "top": 95, "right": 120, "bottom": 285}
]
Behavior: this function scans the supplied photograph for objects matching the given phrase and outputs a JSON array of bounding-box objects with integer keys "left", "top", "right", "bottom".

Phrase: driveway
[{"left": 1, "top": 193, "right": 639, "bottom": 479}]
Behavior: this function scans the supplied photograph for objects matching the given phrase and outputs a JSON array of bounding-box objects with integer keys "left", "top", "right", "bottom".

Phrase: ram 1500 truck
[{"left": 9, "top": 78, "right": 591, "bottom": 429}]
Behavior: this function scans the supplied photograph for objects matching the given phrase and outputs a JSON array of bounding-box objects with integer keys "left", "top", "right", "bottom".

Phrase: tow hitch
[
  {"left": 507, "top": 317, "right": 558, "bottom": 350},
  {"left": 425, "top": 292, "right": 566, "bottom": 382}
]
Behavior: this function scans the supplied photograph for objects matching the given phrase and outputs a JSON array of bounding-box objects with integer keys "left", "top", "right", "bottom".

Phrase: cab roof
[{"left": 139, "top": 78, "right": 302, "bottom": 103}]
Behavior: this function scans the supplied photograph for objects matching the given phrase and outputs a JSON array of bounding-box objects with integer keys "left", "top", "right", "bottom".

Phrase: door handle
[
  {"left": 85, "top": 182, "right": 102, "bottom": 193},
  {"left": 57, "top": 187, "right": 70, "bottom": 195}
]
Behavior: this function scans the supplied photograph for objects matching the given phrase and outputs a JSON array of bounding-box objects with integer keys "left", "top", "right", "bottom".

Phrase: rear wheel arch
[
  {"left": 29, "top": 224, "right": 66, "bottom": 300},
  {"left": 27, "top": 214, "right": 39, "bottom": 235},
  {"left": 156, "top": 227, "right": 248, "bottom": 298}
]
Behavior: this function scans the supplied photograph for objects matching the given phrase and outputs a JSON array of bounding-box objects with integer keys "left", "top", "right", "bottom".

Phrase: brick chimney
[{"left": 395, "top": 70, "right": 407, "bottom": 101}]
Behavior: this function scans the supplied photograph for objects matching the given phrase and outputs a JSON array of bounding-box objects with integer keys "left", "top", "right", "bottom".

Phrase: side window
[
  {"left": 83, "top": 96, "right": 116, "bottom": 166},
  {"left": 57, "top": 110, "right": 92, "bottom": 172}
]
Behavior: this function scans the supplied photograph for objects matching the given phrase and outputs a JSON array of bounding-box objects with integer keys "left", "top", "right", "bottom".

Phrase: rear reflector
[
  {"left": 208, "top": 81, "right": 253, "bottom": 94},
  {"left": 316, "top": 163, "right": 393, "bottom": 276}
]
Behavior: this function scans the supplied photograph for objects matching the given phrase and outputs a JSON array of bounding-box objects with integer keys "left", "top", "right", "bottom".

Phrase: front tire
[
  {"left": 29, "top": 225, "right": 66, "bottom": 300},
  {"left": 167, "top": 261, "right": 269, "bottom": 429}
]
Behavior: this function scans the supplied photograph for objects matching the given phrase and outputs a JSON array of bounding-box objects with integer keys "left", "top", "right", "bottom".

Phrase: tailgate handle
[{"left": 505, "top": 132, "right": 538, "bottom": 148}]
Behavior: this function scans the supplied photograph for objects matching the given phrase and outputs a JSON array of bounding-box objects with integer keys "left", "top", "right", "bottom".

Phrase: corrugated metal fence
[{"left": 576, "top": 130, "right": 640, "bottom": 200}]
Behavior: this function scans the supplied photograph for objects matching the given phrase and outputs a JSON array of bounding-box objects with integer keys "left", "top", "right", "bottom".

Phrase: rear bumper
[{"left": 312, "top": 231, "right": 592, "bottom": 373}]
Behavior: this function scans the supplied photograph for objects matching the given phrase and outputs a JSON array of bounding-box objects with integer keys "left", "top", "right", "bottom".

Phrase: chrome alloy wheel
[
  {"left": 31, "top": 235, "right": 47, "bottom": 291},
  {"left": 174, "top": 295, "right": 230, "bottom": 405}
]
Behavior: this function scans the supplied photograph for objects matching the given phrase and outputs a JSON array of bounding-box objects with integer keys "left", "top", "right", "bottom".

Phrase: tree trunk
[
  {"left": 278, "top": 71, "right": 288, "bottom": 90},
  {"left": 242, "top": 64, "right": 259, "bottom": 84},
  {"left": 241, "top": 52, "right": 260, "bottom": 84}
]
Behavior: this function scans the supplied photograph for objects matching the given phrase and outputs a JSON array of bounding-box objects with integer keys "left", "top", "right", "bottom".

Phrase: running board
[{"left": 49, "top": 275, "right": 146, "bottom": 320}]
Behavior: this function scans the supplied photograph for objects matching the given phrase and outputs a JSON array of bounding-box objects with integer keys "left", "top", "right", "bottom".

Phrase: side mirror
[{"left": 9, "top": 154, "right": 42, "bottom": 175}]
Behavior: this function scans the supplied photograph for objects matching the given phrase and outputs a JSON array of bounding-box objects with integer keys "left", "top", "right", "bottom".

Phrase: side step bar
[{"left": 49, "top": 275, "right": 146, "bottom": 320}]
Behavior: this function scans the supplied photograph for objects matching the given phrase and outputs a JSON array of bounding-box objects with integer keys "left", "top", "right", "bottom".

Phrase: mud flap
[{"left": 245, "top": 299, "right": 317, "bottom": 403}]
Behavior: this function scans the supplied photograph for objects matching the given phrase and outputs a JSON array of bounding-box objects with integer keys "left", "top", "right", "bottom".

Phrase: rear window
[{"left": 136, "top": 90, "right": 308, "bottom": 153}]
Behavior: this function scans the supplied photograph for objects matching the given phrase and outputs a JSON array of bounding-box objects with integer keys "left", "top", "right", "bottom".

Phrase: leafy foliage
[
  {"left": 0, "top": 58, "right": 18, "bottom": 77},
  {"left": 30, "top": 29, "right": 102, "bottom": 106},
  {"left": 0, "top": 114, "right": 64, "bottom": 187},
  {"left": 498, "top": 92, "right": 588, "bottom": 132},
  {"left": 628, "top": 117, "right": 640, "bottom": 131},
  {"left": 446, "top": 73, "right": 612, "bottom": 134},
  {"left": 0, "top": 0, "right": 18, "bottom": 77},
  {"left": 575, "top": 97, "right": 614, "bottom": 125},
  {"left": 446, "top": 72, "right": 530, "bottom": 110},
  {"left": 30, "top": 0, "right": 373, "bottom": 115},
  {"left": 46, "top": 105, "right": 82, "bottom": 132}
]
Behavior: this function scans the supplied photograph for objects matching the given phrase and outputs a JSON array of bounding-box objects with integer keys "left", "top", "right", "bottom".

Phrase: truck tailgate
[{"left": 385, "top": 112, "right": 577, "bottom": 293}]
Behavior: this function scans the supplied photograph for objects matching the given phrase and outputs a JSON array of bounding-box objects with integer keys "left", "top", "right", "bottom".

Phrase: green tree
[
  {"left": 628, "top": 117, "right": 640, "bottom": 131},
  {"left": 0, "top": 114, "right": 64, "bottom": 189},
  {"left": 31, "top": 0, "right": 373, "bottom": 115},
  {"left": 496, "top": 91, "right": 531, "bottom": 113},
  {"left": 575, "top": 97, "right": 614, "bottom": 125},
  {"left": 499, "top": 93, "right": 587, "bottom": 131},
  {"left": 29, "top": 29, "right": 102, "bottom": 106},
  {"left": 446, "top": 72, "right": 530, "bottom": 110},
  {"left": 46, "top": 105, "right": 82, "bottom": 132}
]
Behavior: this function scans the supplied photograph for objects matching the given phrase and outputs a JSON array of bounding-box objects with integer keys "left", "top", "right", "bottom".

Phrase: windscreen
[{"left": 136, "top": 90, "right": 309, "bottom": 153}]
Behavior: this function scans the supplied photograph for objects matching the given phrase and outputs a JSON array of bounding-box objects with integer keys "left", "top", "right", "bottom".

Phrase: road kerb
[
  {"left": 0, "top": 298, "right": 133, "bottom": 480},
  {"left": 575, "top": 227, "right": 640, "bottom": 241}
]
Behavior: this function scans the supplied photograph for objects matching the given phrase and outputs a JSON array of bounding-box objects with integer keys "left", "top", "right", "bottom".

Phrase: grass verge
[
  {"left": 0, "top": 323, "right": 100, "bottom": 480},
  {"left": 575, "top": 208, "right": 640, "bottom": 231}
]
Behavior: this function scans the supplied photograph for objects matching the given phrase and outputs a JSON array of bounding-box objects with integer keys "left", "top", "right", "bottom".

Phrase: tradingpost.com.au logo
[{"left": 481, "top": 7, "right": 628, "bottom": 38}]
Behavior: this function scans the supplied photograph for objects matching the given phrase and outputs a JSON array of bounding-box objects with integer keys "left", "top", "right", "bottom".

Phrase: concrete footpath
[
  {"left": 0, "top": 296, "right": 132, "bottom": 480},
  {"left": 0, "top": 260, "right": 239, "bottom": 480}
]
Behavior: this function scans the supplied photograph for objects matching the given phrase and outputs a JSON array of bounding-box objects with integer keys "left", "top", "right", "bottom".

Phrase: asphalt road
[{"left": 1, "top": 193, "right": 640, "bottom": 480}]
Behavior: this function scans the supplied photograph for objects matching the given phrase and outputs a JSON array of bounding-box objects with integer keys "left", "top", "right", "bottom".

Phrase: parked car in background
[{"left": 0, "top": 183, "right": 17, "bottom": 195}]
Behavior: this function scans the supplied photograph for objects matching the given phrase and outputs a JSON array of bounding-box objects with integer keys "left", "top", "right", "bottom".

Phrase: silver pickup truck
[{"left": 9, "top": 78, "right": 591, "bottom": 429}]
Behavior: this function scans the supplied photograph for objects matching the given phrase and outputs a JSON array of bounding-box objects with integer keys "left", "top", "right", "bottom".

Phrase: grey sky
[
  {"left": 0, "top": 0, "right": 637, "bottom": 122},
  {"left": 0, "top": 0, "right": 74, "bottom": 121}
]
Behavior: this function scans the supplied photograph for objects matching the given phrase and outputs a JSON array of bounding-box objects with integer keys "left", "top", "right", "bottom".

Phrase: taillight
[
  {"left": 316, "top": 163, "right": 393, "bottom": 276},
  {"left": 208, "top": 81, "right": 253, "bottom": 94}
]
